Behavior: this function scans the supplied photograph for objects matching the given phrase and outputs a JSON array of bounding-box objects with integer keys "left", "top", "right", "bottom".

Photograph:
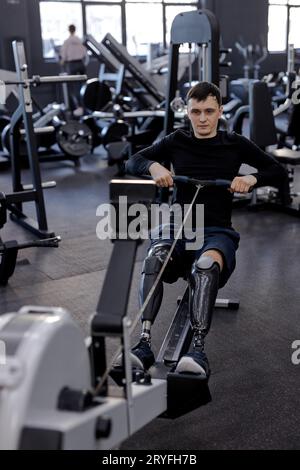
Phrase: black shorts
[{"left": 149, "top": 226, "right": 240, "bottom": 288}]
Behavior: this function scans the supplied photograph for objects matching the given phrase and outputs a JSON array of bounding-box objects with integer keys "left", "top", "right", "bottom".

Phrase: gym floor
[{"left": 0, "top": 152, "right": 299, "bottom": 450}]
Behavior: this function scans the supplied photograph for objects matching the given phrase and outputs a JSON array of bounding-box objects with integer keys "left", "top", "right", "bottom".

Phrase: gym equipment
[
  {"left": 80, "top": 78, "right": 112, "bottom": 113},
  {"left": 1, "top": 112, "right": 93, "bottom": 160},
  {"left": 271, "top": 46, "right": 300, "bottom": 148},
  {"left": 231, "top": 45, "right": 300, "bottom": 138},
  {"left": 2, "top": 41, "right": 88, "bottom": 165},
  {"left": 56, "top": 120, "right": 93, "bottom": 158},
  {"left": 92, "top": 108, "right": 168, "bottom": 163},
  {"left": 84, "top": 34, "right": 167, "bottom": 156},
  {"left": 224, "top": 40, "right": 268, "bottom": 121},
  {"left": 0, "top": 189, "right": 60, "bottom": 285},
  {"left": 85, "top": 34, "right": 164, "bottom": 111},
  {"left": 100, "top": 120, "right": 129, "bottom": 148},
  {"left": 106, "top": 141, "right": 131, "bottom": 174},
  {"left": 84, "top": 34, "right": 123, "bottom": 86},
  {"left": 2, "top": 41, "right": 72, "bottom": 238},
  {"left": 0, "top": 115, "right": 11, "bottom": 152},
  {"left": 235, "top": 40, "right": 268, "bottom": 80},
  {"left": 81, "top": 115, "right": 103, "bottom": 150},
  {"left": 82, "top": 105, "right": 130, "bottom": 155},
  {"left": 0, "top": 236, "right": 60, "bottom": 286},
  {"left": 164, "top": 9, "right": 220, "bottom": 135},
  {"left": 102, "top": 33, "right": 164, "bottom": 109},
  {"left": 0, "top": 70, "right": 18, "bottom": 110},
  {"left": 236, "top": 81, "right": 300, "bottom": 216},
  {"left": 0, "top": 177, "right": 239, "bottom": 449}
]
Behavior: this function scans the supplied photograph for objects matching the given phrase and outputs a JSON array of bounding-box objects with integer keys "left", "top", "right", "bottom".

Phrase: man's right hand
[{"left": 149, "top": 163, "right": 174, "bottom": 187}]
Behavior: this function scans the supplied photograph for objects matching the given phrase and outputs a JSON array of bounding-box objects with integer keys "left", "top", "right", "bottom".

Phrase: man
[
  {"left": 60, "top": 25, "right": 87, "bottom": 115},
  {"left": 122, "top": 81, "right": 287, "bottom": 378}
]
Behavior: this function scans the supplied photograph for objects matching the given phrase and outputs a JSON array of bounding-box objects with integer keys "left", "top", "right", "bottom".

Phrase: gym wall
[
  {"left": 213, "top": 0, "right": 286, "bottom": 79},
  {"left": 0, "top": 0, "right": 288, "bottom": 100}
]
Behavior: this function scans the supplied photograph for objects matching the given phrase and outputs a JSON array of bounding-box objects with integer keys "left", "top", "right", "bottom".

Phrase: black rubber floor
[{"left": 0, "top": 153, "right": 299, "bottom": 449}]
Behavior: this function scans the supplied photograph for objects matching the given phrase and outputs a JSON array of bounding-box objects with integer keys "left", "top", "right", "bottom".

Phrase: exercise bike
[{"left": 0, "top": 176, "right": 239, "bottom": 450}]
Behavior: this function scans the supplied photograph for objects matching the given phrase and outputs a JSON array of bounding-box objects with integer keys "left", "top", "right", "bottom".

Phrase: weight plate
[
  {"left": 0, "top": 116, "right": 11, "bottom": 151},
  {"left": 1, "top": 124, "right": 11, "bottom": 155},
  {"left": 80, "top": 79, "right": 112, "bottom": 112},
  {"left": 57, "top": 121, "right": 93, "bottom": 158}
]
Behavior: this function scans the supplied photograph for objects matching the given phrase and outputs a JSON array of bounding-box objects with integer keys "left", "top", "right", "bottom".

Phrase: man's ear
[{"left": 219, "top": 105, "right": 224, "bottom": 116}]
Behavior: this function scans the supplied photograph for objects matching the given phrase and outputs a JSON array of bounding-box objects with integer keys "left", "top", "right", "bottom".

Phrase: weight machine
[
  {"left": 164, "top": 9, "right": 220, "bottom": 135},
  {"left": 84, "top": 34, "right": 125, "bottom": 99},
  {"left": 0, "top": 41, "right": 91, "bottom": 238},
  {"left": 102, "top": 33, "right": 165, "bottom": 109},
  {"left": 0, "top": 176, "right": 240, "bottom": 449},
  {"left": 84, "top": 33, "right": 165, "bottom": 111},
  {"left": 0, "top": 188, "right": 60, "bottom": 286},
  {"left": 235, "top": 40, "right": 268, "bottom": 80}
]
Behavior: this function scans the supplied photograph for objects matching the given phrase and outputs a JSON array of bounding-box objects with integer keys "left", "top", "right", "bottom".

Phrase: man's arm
[
  {"left": 237, "top": 134, "right": 288, "bottom": 187},
  {"left": 125, "top": 136, "right": 173, "bottom": 187}
]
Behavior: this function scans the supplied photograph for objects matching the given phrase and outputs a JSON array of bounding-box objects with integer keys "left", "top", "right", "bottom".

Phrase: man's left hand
[{"left": 229, "top": 175, "right": 257, "bottom": 194}]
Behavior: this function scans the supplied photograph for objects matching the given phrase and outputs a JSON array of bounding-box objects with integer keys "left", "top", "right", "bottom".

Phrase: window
[
  {"left": 165, "top": 5, "right": 196, "bottom": 44},
  {"left": 289, "top": 6, "right": 300, "bottom": 47},
  {"left": 39, "top": 0, "right": 198, "bottom": 59},
  {"left": 85, "top": 4, "right": 122, "bottom": 43},
  {"left": 40, "top": 1, "right": 83, "bottom": 58},
  {"left": 268, "top": 0, "right": 300, "bottom": 52},
  {"left": 126, "top": 3, "right": 163, "bottom": 56}
]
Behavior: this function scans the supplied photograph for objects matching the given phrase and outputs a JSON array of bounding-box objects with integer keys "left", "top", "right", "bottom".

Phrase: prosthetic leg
[
  {"left": 139, "top": 243, "right": 180, "bottom": 336},
  {"left": 175, "top": 255, "right": 220, "bottom": 377},
  {"left": 115, "top": 242, "right": 179, "bottom": 370}
]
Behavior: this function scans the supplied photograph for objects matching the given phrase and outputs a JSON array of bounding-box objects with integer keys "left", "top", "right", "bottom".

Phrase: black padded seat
[
  {"left": 250, "top": 81, "right": 300, "bottom": 167},
  {"left": 271, "top": 148, "right": 300, "bottom": 165}
]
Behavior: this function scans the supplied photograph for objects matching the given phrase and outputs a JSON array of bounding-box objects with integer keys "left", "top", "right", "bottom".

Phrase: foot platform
[
  {"left": 162, "top": 370, "right": 211, "bottom": 419},
  {"left": 110, "top": 366, "right": 148, "bottom": 387}
]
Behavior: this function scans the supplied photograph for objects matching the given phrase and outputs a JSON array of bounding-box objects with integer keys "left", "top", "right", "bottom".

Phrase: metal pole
[
  {"left": 188, "top": 43, "right": 192, "bottom": 86},
  {"left": 287, "top": 44, "right": 295, "bottom": 74},
  {"left": 12, "top": 41, "right": 51, "bottom": 236},
  {"left": 202, "top": 43, "right": 209, "bottom": 81},
  {"left": 198, "top": 44, "right": 203, "bottom": 81}
]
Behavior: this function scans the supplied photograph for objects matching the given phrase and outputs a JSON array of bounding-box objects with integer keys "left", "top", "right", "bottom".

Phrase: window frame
[
  {"left": 39, "top": 0, "right": 199, "bottom": 60},
  {"left": 268, "top": 0, "right": 300, "bottom": 52}
]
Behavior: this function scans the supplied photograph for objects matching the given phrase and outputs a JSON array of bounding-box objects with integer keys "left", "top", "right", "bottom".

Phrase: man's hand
[
  {"left": 230, "top": 175, "right": 257, "bottom": 193},
  {"left": 149, "top": 162, "right": 174, "bottom": 187}
]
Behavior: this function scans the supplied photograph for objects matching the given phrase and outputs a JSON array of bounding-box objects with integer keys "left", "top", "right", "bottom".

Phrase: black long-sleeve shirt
[{"left": 125, "top": 130, "right": 287, "bottom": 228}]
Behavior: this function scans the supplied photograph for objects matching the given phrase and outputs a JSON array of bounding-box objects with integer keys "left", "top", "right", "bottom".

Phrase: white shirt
[{"left": 60, "top": 35, "right": 87, "bottom": 62}]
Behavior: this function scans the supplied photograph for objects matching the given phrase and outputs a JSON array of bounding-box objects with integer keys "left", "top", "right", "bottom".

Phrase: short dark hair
[
  {"left": 186, "top": 81, "right": 222, "bottom": 107},
  {"left": 69, "top": 24, "right": 76, "bottom": 34}
]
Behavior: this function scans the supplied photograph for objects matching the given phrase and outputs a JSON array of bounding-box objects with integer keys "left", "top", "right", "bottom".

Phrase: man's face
[{"left": 187, "top": 95, "right": 223, "bottom": 139}]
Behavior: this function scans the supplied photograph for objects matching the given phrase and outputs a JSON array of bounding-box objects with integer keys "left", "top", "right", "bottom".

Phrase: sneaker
[
  {"left": 114, "top": 339, "right": 155, "bottom": 371},
  {"left": 175, "top": 350, "right": 210, "bottom": 378}
]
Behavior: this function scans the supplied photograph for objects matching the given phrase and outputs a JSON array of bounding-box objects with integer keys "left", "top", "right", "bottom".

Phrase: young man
[
  {"left": 60, "top": 25, "right": 87, "bottom": 115},
  {"left": 123, "top": 81, "right": 286, "bottom": 378}
]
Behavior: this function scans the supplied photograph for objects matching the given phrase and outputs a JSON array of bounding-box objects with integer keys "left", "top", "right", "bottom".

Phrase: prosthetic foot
[
  {"left": 175, "top": 255, "right": 220, "bottom": 377},
  {"left": 114, "top": 243, "right": 176, "bottom": 370}
]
